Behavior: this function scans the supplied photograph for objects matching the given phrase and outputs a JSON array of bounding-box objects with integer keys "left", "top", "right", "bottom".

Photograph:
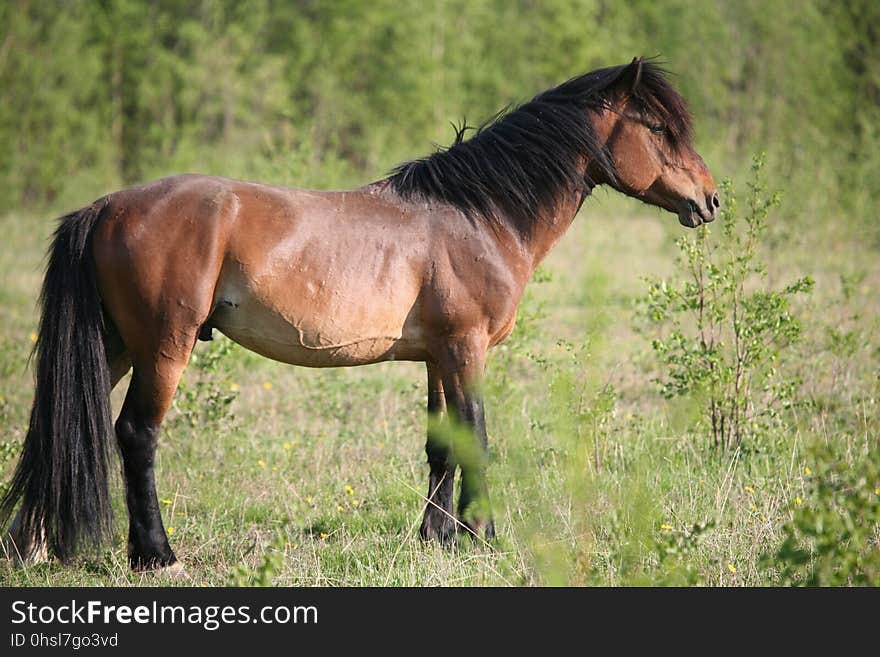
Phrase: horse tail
[{"left": 1, "top": 199, "right": 115, "bottom": 561}]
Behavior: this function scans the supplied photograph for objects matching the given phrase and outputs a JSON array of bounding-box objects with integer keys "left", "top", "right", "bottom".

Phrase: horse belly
[{"left": 211, "top": 284, "right": 427, "bottom": 367}]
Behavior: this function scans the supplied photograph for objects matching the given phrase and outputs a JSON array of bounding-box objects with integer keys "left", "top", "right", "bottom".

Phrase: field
[{"left": 1, "top": 179, "right": 877, "bottom": 586}]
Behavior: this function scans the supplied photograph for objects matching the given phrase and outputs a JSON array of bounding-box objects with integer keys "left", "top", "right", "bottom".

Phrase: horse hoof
[
  {"left": 419, "top": 523, "right": 456, "bottom": 547},
  {"left": 458, "top": 518, "right": 496, "bottom": 544},
  {"left": 134, "top": 560, "right": 190, "bottom": 580},
  {"left": 419, "top": 512, "right": 456, "bottom": 546},
  {"left": 155, "top": 561, "right": 191, "bottom": 580}
]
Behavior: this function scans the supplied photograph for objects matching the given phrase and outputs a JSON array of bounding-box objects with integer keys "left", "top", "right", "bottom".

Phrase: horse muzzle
[{"left": 678, "top": 194, "right": 719, "bottom": 228}]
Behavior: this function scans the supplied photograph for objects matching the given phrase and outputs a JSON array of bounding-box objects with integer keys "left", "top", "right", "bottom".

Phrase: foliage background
[{"left": 2, "top": 0, "right": 878, "bottom": 228}]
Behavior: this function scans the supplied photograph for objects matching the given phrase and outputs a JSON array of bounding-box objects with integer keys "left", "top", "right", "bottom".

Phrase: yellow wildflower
[
  {"left": 258, "top": 459, "right": 266, "bottom": 468},
  {"left": 167, "top": 527, "right": 175, "bottom": 535},
  {"left": 795, "top": 497, "right": 803, "bottom": 506},
  {"left": 660, "top": 523, "right": 673, "bottom": 531},
  {"left": 351, "top": 499, "right": 360, "bottom": 507},
  {"left": 874, "top": 488, "right": 880, "bottom": 495},
  {"left": 744, "top": 486, "right": 755, "bottom": 494},
  {"left": 161, "top": 498, "right": 172, "bottom": 505},
  {"left": 804, "top": 466, "right": 812, "bottom": 475},
  {"left": 344, "top": 485, "right": 354, "bottom": 496},
  {"left": 727, "top": 563, "right": 737, "bottom": 574},
  {"left": 319, "top": 532, "right": 328, "bottom": 540},
  {"left": 336, "top": 504, "right": 344, "bottom": 512},
  {"left": 229, "top": 382, "right": 240, "bottom": 392},
  {"left": 262, "top": 381, "right": 273, "bottom": 391},
  {"left": 283, "top": 442, "right": 291, "bottom": 450},
  {"left": 29, "top": 332, "right": 38, "bottom": 343}
]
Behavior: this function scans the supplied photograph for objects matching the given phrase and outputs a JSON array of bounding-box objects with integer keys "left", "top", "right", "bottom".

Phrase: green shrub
[
  {"left": 225, "top": 532, "right": 288, "bottom": 587},
  {"left": 768, "top": 445, "right": 880, "bottom": 586},
  {"left": 638, "top": 155, "right": 813, "bottom": 451},
  {"left": 651, "top": 521, "right": 714, "bottom": 586}
]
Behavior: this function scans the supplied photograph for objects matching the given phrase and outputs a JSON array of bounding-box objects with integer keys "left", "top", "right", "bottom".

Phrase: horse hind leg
[
  {"left": 115, "top": 336, "right": 195, "bottom": 576},
  {"left": 6, "top": 345, "right": 188, "bottom": 572}
]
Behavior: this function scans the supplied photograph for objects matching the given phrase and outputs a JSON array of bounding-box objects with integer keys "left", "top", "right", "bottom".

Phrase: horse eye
[{"left": 649, "top": 124, "right": 666, "bottom": 134}]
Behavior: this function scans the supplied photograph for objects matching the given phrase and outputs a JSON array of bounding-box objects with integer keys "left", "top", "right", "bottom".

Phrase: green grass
[{"left": 0, "top": 195, "right": 877, "bottom": 586}]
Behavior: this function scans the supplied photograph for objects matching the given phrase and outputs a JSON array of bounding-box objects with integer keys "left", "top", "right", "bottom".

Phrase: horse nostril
[{"left": 705, "top": 192, "right": 720, "bottom": 216}]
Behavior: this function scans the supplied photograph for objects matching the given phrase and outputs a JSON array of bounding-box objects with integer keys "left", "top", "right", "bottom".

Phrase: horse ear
[{"left": 622, "top": 57, "right": 643, "bottom": 95}]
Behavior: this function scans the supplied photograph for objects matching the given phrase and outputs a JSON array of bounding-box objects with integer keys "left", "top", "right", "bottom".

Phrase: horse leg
[
  {"left": 116, "top": 351, "right": 190, "bottom": 574},
  {"left": 419, "top": 363, "right": 456, "bottom": 544},
  {"left": 436, "top": 337, "right": 495, "bottom": 541}
]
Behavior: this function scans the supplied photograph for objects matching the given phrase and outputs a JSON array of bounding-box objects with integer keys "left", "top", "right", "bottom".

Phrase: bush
[
  {"left": 638, "top": 154, "right": 813, "bottom": 451},
  {"left": 768, "top": 444, "right": 880, "bottom": 586}
]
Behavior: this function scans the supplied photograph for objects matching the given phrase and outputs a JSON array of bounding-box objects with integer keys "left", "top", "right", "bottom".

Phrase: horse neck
[
  {"left": 517, "top": 109, "right": 615, "bottom": 271},
  {"left": 516, "top": 187, "right": 588, "bottom": 273}
]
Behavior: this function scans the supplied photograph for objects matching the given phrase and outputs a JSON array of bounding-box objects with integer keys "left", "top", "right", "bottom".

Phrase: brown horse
[{"left": 2, "top": 58, "right": 717, "bottom": 573}]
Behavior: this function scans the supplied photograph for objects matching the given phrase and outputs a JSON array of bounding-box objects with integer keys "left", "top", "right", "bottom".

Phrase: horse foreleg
[
  {"left": 419, "top": 363, "right": 456, "bottom": 544},
  {"left": 435, "top": 337, "right": 495, "bottom": 542}
]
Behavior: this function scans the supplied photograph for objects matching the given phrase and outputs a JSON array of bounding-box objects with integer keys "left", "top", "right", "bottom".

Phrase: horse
[{"left": 1, "top": 58, "right": 718, "bottom": 575}]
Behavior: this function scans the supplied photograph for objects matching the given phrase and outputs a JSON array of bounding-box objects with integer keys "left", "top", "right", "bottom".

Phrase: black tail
[{"left": 1, "top": 200, "right": 115, "bottom": 561}]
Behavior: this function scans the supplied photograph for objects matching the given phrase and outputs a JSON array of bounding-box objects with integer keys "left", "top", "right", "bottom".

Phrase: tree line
[{"left": 1, "top": 0, "right": 877, "bottom": 228}]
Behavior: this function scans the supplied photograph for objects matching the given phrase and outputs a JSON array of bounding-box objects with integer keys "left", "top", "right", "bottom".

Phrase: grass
[{"left": 0, "top": 190, "right": 877, "bottom": 586}]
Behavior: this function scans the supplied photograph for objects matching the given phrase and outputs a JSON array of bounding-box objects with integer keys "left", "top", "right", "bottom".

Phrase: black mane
[{"left": 388, "top": 61, "right": 692, "bottom": 235}]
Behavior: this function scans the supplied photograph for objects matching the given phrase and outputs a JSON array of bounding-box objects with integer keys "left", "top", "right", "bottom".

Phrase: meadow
[{"left": 1, "top": 168, "right": 877, "bottom": 586}]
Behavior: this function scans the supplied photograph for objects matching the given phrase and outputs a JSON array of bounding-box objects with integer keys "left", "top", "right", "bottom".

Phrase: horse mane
[{"left": 388, "top": 61, "right": 692, "bottom": 236}]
